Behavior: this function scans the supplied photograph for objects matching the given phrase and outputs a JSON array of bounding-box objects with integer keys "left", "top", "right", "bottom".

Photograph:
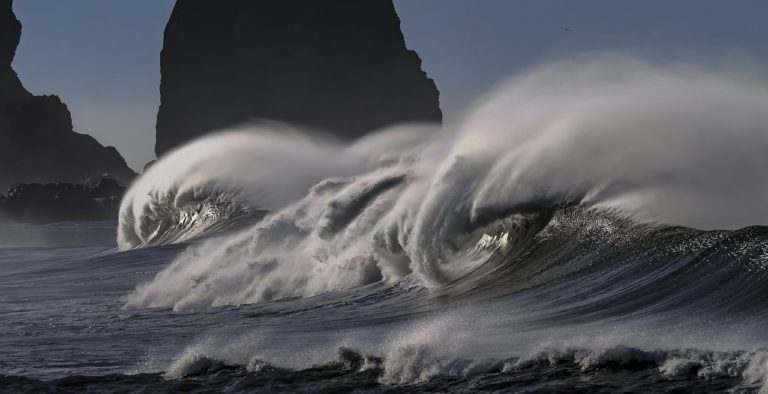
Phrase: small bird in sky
[{"left": 560, "top": 26, "right": 573, "bottom": 32}]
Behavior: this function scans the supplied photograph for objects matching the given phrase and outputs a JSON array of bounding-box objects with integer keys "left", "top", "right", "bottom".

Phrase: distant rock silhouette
[
  {"left": 155, "top": 0, "right": 442, "bottom": 156},
  {"left": 0, "top": 1, "right": 136, "bottom": 192},
  {"left": 0, "top": 178, "right": 126, "bottom": 223}
]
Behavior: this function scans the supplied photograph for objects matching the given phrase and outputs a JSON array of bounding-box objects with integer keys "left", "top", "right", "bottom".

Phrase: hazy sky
[{"left": 11, "top": 0, "right": 768, "bottom": 171}]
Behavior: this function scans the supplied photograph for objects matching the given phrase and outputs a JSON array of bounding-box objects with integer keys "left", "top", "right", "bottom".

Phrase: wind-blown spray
[{"left": 120, "top": 56, "right": 768, "bottom": 310}]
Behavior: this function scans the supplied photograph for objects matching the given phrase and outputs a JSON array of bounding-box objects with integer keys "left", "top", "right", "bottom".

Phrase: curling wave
[
  {"left": 117, "top": 124, "right": 434, "bottom": 249},
  {"left": 121, "top": 55, "right": 768, "bottom": 310}
]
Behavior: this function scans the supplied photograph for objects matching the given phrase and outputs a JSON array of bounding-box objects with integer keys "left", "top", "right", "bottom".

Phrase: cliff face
[
  {"left": 0, "top": 1, "right": 136, "bottom": 191},
  {"left": 155, "top": 0, "right": 442, "bottom": 156}
]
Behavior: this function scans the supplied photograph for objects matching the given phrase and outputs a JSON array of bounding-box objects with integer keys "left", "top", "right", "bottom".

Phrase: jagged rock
[
  {"left": 0, "top": 1, "right": 136, "bottom": 192},
  {"left": 0, "top": 178, "right": 126, "bottom": 223},
  {"left": 155, "top": 0, "right": 442, "bottom": 156},
  {"left": 83, "top": 177, "right": 125, "bottom": 199}
]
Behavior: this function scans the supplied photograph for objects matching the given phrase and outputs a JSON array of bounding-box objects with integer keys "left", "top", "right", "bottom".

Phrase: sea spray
[
  {"left": 121, "top": 56, "right": 768, "bottom": 309},
  {"left": 118, "top": 124, "right": 435, "bottom": 249}
]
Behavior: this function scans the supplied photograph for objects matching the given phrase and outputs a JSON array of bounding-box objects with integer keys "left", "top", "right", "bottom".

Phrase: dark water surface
[{"left": 2, "top": 213, "right": 768, "bottom": 393}]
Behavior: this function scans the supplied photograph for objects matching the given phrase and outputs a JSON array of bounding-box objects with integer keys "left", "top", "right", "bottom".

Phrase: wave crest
[{"left": 121, "top": 56, "right": 768, "bottom": 309}]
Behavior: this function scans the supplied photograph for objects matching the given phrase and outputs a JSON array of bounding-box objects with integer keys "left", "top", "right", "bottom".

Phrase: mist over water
[{"left": 0, "top": 220, "right": 118, "bottom": 248}]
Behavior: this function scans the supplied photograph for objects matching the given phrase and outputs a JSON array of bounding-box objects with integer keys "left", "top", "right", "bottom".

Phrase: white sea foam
[{"left": 156, "top": 309, "right": 768, "bottom": 390}]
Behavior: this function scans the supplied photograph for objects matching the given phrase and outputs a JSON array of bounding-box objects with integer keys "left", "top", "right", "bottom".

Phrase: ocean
[{"left": 3, "top": 57, "right": 768, "bottom": 392}]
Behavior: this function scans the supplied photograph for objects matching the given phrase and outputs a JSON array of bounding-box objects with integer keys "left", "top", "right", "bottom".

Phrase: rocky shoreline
[{"left": 0, "top": 178, "right": 126, "bottom": 223}]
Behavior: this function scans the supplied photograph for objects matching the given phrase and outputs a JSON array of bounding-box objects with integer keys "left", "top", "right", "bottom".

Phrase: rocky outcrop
[
  {"left": 0, "top": 178, "right": 126, "bottom": 223},
  {"left": 0, "top": 1, "right": 136, "bottom": 192},
  {"left": 0, "top": 0, "right": 24, "bottom": 100},
  {"left": 155, "top": 0, "right": 441, "bottom": 156}
]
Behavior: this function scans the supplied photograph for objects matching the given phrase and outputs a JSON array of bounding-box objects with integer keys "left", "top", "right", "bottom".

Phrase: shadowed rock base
[{"left": 0, "top": 178, "right": 126, "bottom": 223}]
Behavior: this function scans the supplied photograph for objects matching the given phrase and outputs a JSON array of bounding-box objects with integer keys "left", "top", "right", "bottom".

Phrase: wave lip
[
  {"left": 118, "top": 124, "right": 435, "bottom": 250},
  {"left": 117, "top": 127, "right": 352, "bottom": 249}
]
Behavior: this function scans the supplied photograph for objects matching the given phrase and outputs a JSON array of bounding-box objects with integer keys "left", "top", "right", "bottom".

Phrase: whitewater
[{"left": 4, "top": 56, "right": 768, "bottom": 392}]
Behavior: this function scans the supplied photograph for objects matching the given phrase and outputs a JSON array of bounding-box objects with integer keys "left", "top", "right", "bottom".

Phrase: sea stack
[
  {"left": 0, "top": 1, "right": 136, "bottom": 191},
  {"left": 155, "top": 0, "right": 442, "bottom": 157}
]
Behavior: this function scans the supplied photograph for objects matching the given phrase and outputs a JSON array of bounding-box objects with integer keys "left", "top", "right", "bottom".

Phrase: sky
[{"left": 11, "top": 0, "right": 768, "bottom": 171}]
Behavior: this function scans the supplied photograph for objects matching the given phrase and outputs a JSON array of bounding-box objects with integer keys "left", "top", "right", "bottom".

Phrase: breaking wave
[
  {"left": 117, "top": 124, "right": 434, "bottom": 249},
  {"left": 154, "top": 338, "right": 768, "bottom": 392},
  {"left": 119, "top": 56, "right": 768, "bottom": 311}
]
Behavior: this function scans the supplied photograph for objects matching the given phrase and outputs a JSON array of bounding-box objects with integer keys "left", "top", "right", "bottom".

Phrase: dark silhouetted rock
[
  {"left": 0, "top": 178, "right": 126, "bottom": 223},
  {"left": 155, "top": 0, "right": 442, "bottom": 156},
  {"left": 0, "top": 0, "right": 24, "bottom": 101},
  {"left": 0, "top": 1, "right": 136, "bottom": 192},
  {"left": 83, "top": 177, "right": 124, "bottom": 199}
]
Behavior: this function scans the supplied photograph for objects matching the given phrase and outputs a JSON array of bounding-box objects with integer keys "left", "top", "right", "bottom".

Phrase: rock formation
[
  {"left": 0, "top": 1, "right": 136, "bottom": 192},
  {"left": 155, "top": 0, "right": 441, "bottom": 156},
  {"left": 0, "top": 178, "right": 126, "bottom": 223}
]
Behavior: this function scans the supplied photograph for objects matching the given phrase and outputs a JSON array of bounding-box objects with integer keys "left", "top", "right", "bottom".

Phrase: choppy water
[{"left": 3, "top": 211, "right": 768, "bottom": 393}]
